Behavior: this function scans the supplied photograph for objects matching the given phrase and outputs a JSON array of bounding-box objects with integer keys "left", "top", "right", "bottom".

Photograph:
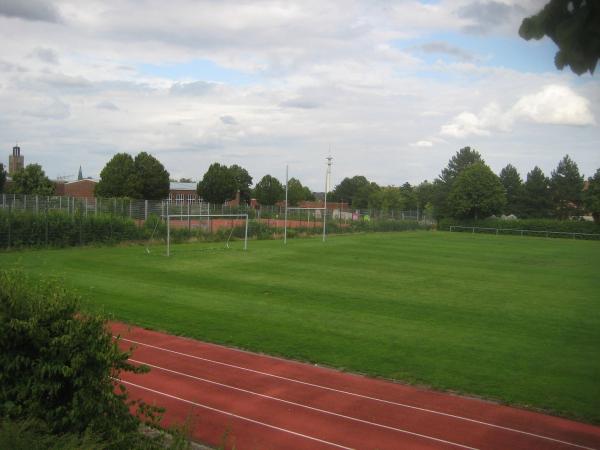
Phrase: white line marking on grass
[
  {"left": 119, "top": 379, "right": 352, "bottom": 449},
  {"left": 118, "top": 337, "right": 597, "bottom": 450},
  {"left": 130, "top": 359, "right": 478, "bottom": 450}
]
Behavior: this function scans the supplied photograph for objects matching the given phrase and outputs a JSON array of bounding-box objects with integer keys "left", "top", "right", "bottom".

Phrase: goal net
[{"left": 165, "top": 213, "right": 249, "bottom": 256}]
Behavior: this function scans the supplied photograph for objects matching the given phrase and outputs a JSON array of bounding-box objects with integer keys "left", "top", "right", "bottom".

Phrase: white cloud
[
  {"left": 441, "top": 86, "right": 595, "bottom": 138},
  {"left": 511, "top": 84, "right": 596, "bottom": 126},
  {"left": 410, "top": 140, "right": 434, "bottom": 148}
]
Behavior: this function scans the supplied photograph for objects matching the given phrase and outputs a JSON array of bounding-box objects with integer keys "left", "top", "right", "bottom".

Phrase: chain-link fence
[{"left": 0, "top": 193, "right": 433, "bottom": 250}]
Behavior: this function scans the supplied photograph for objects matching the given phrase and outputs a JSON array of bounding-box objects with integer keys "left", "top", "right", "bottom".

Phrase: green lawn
[{"left": 1, "top": 231, "right": 599, "bottom": 423}]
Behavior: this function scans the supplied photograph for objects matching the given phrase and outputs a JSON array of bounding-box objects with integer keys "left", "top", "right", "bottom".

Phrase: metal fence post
[{"left": 144, "top": 200, "right": 148, "bottom": 221}]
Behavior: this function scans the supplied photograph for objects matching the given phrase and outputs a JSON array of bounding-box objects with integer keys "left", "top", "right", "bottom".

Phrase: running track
[{"left": 111, "top": 323, "right": 600, "bottom": 450}]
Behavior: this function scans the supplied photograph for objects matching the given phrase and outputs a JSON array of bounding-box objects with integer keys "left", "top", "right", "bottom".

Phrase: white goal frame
[{"left": 165, "top": 213, "right": 249, "bottom": 256}]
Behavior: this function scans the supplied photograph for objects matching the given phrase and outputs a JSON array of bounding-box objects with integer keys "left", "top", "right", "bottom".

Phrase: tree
[
  {"left": 0, "top": 163, "right": 6, "bottom": 193},
  {"left": 521, "top": 166, "right": 554, "bottom": 218},
  {"left": 368, "top": 186, "right": 403, "bottom": 211},
  {"left": 399, "top": 182, "right": 418, "bottom": 210},
  {"left": 95, "top": 153, "right": 136, "bottom": 198},
  {"left": 447, "top": 162, "right": 506, "bottom": 220},
  {"left": 583, "top": 168, "right": 600, "bottom": 223},
  {"left": 519, "top": 0, "right": 600, "bottom": 75},
  {"left": 550, "top": 154, "right": 584, "bottom": 219},
  {"left": 287, "top": 178, "right": 314, "bottom": 206},
  {"left": 353, "top": 182, "right": 380, "bottom": 209},
  {"left": 9, "top": 164, "right": 54, "bottom": 196},
  {"left": 197, "top": 163, "right": 237, "bottom": 204},
  {"left": 229, "top": 164, "right": 253, "bottom": 203},
  {"left": 0, "top": 270, "right": 160, "bottom": 446},
  {"left": 179, "top": 177, "right": 193, "bottom": 183},
  {"left": 130, "top": 152, "right": 170, "bottom": 200},
  {"left": 331, "top": 176, "right": 371, "bottom": 206},
  {"left": 254, "top": 175, "right": 285, "bottom": 206},
  {"left": 433, "top": 147, "right": 484, "bottom": 219},
  {"left": 415, "top": 180, "right": 435, "bottom": 210},
  {"left": 499, "top": 164, "right": 524, "bottom": 215}
]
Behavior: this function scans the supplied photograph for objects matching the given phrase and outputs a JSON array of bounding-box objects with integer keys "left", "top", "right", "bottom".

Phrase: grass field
[{"left": 1, "top": 231, "right": 599, "bottom": 424}]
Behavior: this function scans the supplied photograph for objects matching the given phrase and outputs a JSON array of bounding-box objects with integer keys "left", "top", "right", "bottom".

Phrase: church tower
[{"left": 8, "top": 144, "right": 24, "bottom": 175}]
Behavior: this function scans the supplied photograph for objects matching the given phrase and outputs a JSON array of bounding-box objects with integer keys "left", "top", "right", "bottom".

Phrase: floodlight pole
[
  {"left": 284, "top": 164, "right": 289, "bottom": 245},
  {"left": 166, "top": 201, "right": 170, "bottom": 257},
  {"left": 323, "top": 155, "right": 333, "bottom": 242}
]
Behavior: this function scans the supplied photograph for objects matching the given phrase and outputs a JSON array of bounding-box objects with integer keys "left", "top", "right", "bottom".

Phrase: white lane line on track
[
  {"left": 118, "top": 336, "right": 597, "bottom": 450},
  {"left": 130, "top": 359, "right": 478, "bottom": 450},
  {"left": 119, "top": 379, "right": 353, "bottom": 450}
]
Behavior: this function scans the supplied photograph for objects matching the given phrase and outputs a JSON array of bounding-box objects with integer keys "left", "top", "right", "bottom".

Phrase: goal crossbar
[{"left": 165, "top": 213, "right": 249, "bottom": 256}]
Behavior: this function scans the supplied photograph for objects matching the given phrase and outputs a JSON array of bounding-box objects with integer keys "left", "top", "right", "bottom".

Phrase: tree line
[{"left": 2, "top": 149, "right": 599, "bottom": 223}]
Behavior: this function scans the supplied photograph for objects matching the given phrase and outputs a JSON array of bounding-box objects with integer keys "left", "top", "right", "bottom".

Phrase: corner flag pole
[{"left": 284, "top": 164, "right": 289, "bottom": 245}]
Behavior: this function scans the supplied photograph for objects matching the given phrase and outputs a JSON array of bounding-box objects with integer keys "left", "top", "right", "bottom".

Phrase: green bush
[
  {"left": 0, "top": 210, "right": 144, "bottom": 249},
  {"left": 0, "top": 270, "right": 169, "bottom": 448},
  {"left": 439, "top": 218, "right": 600, "bottom": 238}
]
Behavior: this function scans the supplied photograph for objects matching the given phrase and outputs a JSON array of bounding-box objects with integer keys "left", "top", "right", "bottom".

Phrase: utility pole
[{"left": 323, "top": 155, "right": 333, "bottom": 242}]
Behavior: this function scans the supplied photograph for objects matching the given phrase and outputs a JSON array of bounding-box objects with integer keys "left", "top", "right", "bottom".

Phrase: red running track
[{"left": 111, "top": 323, "right": 600, "bottom": 450}]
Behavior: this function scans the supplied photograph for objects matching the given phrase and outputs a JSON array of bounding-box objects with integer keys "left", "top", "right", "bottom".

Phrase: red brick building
[
  {"left": 169, "top": 182, "right": 198, "bottom": 202},
  {"left": 63, "top": 179, "right": 98, "bottom": 199}
]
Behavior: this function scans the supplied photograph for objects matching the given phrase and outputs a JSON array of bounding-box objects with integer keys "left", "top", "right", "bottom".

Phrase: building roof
[
  {"left": 170, "top": 182, "right": 197, "bottom": 191},
  {"left": 65, "top": 178, "right": 98, "bottom": 185}
]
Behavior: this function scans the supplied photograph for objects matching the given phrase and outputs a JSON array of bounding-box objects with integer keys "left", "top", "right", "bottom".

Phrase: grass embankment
[{"left": 1, "top": 232, "right": 599, "bottom": 423}]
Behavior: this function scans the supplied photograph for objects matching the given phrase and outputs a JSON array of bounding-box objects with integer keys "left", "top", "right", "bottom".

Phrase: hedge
[{"left": 439, "top": 218, "right": 600, "bottom": 238}]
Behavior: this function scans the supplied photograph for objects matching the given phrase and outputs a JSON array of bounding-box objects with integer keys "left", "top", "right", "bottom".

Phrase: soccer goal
[{"left": 165, "top": 213, "right": 249, "bottom": 256}]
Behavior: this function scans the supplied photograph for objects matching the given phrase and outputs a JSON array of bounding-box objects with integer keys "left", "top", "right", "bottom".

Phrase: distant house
[{"left": 169, "top": 182, "right": 198, "bottom": 202}]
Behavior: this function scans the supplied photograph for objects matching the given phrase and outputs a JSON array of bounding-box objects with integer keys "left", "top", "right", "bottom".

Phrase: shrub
[
  {"left": 439, "top": 218, "right": 600, "bottom": 238},
  {"left": 0, "top": 270, "right": 166, "bottom": 448}
]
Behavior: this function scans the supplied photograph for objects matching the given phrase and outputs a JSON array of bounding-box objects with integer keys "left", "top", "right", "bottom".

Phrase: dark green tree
[
  {"left": 197, "top": 163, "right": 237, "bottom": 204},
  {"left": 229, "top": 164, "right": 253, "bottom": 203},
  {"left": 521, "top": 166, "right": 554, "bottom": 218},
  {"left": 519, "top": 0, "right": 600, "bottom": 75},
  {"left": 433, "top": 147, "right": 484, "bottom": 219},
  {"left": 368, "top": 186, "right": 403, "bottom": 211},
  {"left": 9, "top": 164, "right": 54, "bottom": 196},
  {"left": 399, "top": 182, "right": 418, "bottom": 210},
  {"left": 550, "top": 154, "right": 584, "bottom": 219},
  {"left": 583, "top": 168, "right": 600, "bottom": 223},
  {"left": 0, "top": 163, "right": 6, "bottom": 193},
  {"left": 331, "top": 176, "right": 371, "bottom": 206},
  {"left": 95, "top": 153, "right": 136, "bottom": 198},
  {"left": 415, "top": 180, "right": 435, "bottom": 210},
  {"left": 447, "top": 162, "right": 506, "bottom": 220},
  {"left": 353, "top": 182, "right": 380, "bottom": 209},
  {"left": 130, "top": 152, "right": 170, "bottom": 200},
  {"left": 0, "top": 270, "right": 159, "bottom": 445},
  {"left": 254, "top": 175, "right": 285, "bottom": 206},
  {"left": 499, "top": 164, "right": 524, "bottom": 215},
  {"left": 287, "top": 178, "right": 314, "bottom": 206}
]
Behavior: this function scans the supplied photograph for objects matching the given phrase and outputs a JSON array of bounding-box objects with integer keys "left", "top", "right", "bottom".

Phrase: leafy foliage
[
  {"left": 254, "top": 175, "right": 285, "bottom": 206},
  {"left": 331, "top": 176, "right": 371, "bottom": 205},
  {"left": 0, "top": 210, "right": 144, "bottom": 250},
  {"left": 519, "top": 0, "right": 600, "bottom": 75},
  {"left": 448, "top": 162, "right": 506, "bottom": 220},
  {"left": 229, "top": 164, "right": 253, "bottom": 203},
  {"left": 499, "top": 164, "right": 524, "bottom": 215},
  {"left": 130, "top": 152, "right": 170, "bottom": 200},
  {"left": 8, "top": 164, "right": 54, "bottom": 196},
  {"left": 286, "top": 177, "right": 314, "bottom": 206},
  {"left": 551, "top": 154, "right": 584, "bottom": 219},
  {"left": 521, "top": 166, "right": 554, "bottom": 218},
  {"left": 96, "top": 153, "right": 169, "bottom": 199},
  {"left": 439, "top": 217, "right": 600, "bottom": 237},
  {"left": 197, "top": 163, "right": 237, "bottom": 204},
  {"left": 0, "top": 163, "right": 6, "bottom": 193},
  {"left": 433, "top": 147, "right": 484, "bottom": 219},
  {"left": 95, "top": 153, "right": 136, "bottom": 198},
  {"left": 583, "top": 168, "right": 600, "bottom": 223},
  {"left": 0, "top": 270, "right": 162, "bottom": 447}
]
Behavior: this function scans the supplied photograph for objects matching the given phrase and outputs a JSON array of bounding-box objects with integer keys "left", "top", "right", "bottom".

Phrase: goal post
[{"left": 165, "top": 213, "right": 249, "bottom": 256}]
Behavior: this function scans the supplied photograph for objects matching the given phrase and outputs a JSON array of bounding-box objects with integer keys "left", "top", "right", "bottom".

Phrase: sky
[{"left": 0, "top": 0, "right": 598, "bottom": 190}]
